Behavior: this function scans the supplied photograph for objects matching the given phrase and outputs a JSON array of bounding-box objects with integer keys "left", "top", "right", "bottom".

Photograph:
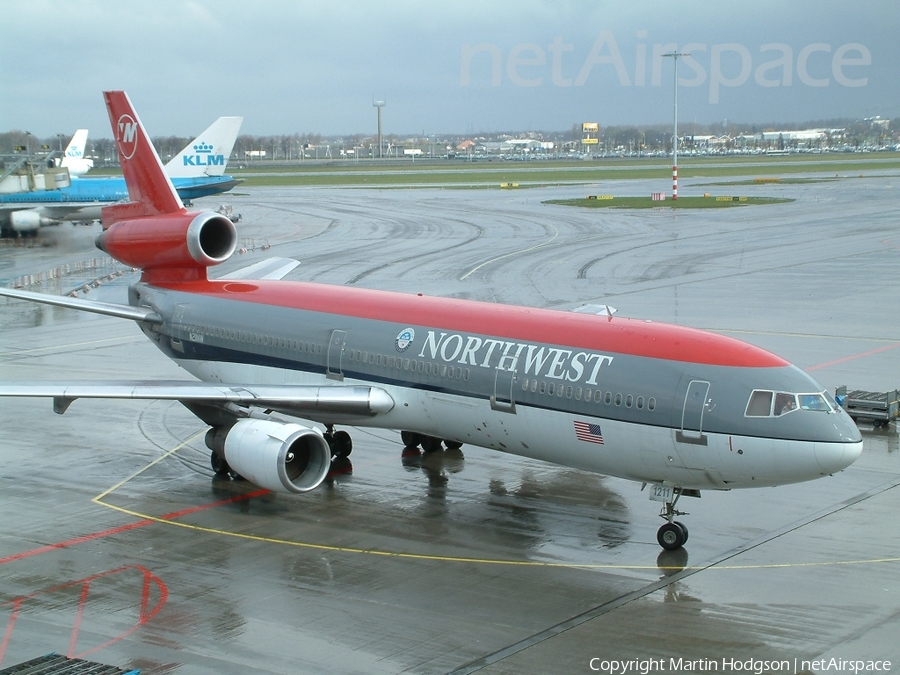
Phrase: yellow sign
[
  {"left": 582, "top": 123, "right": 599, "bottom": 132},
  {"left": 582, "top": 138, "right": 599, "bottom": 145}
]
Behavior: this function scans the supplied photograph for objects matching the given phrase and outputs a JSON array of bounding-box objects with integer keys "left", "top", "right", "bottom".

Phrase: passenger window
[
  {"left": 548, "top": 382, "right": 556, "bottom": 395},
  {"left": 636, "top": 396, "right": 644, "bottom": 410},
  {"left": 648, "top": 397, "right": 656, "bottom": 411},
  {"left": 615, "top": 393, "right": 622, "bottom": 406},
  {"left": 625, "top": 394, "right": 633, "bottom": 408},
  {"left": 746, "top": 390, "right": 773, "bottom": 417}
]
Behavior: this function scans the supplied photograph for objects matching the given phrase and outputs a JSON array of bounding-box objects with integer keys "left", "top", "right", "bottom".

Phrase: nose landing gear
[{"left": 656, "top": 487, "right": 691, "bottom": 550}]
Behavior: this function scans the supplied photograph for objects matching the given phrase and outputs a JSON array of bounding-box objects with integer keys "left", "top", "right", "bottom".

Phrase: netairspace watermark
[
  {"left": 460, "top": 31, "right": 871, "bottom": 103},
  {"left": 588, "top": 657, "right": 892, "bottom": 675}
]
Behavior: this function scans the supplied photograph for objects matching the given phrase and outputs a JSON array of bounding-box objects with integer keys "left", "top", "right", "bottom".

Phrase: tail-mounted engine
[
  {"left": 95, "top": 210, "right": 236, "bottom": 273},
  {"left": 211, "top": 419, "right": 332, "bottom": 494}
]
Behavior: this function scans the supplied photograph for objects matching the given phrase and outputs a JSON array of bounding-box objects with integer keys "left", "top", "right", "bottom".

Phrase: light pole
[
  {"left": 662, "top": 52, "right": 689, "bottom": 200},
  {"left": 373, "top": 100, "right": 385, "bottom": 159}
]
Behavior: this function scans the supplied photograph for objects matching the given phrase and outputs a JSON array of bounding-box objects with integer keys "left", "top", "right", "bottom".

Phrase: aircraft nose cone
[{"left": 814, "top": 440, "right": 862, "bottom": 473}]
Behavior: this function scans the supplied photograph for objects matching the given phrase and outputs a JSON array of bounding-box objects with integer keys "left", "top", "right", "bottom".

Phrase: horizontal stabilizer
[
  {"left": 219, "top": 257, "right": 300, "bottom": 281},
  {"left": 571, "top": 303, "right": 618, "bottom": 317}
]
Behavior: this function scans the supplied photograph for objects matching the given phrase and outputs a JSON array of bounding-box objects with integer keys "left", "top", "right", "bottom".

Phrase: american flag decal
[{"left": 574, "top": 420, "right": 604, "bottom": 445}]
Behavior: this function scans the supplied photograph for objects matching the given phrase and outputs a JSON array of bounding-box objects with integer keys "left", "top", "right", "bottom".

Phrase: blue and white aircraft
[
  {"left": 58, "top": 129, "right": 94, "bottom": 176},
  {"left": 0, "top": 116, "right": 243, "bottom": 237}
]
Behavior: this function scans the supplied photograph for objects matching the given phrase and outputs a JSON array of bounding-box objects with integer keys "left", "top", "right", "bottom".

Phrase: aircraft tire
[
  {"left": 657, "top": 522, "right": 686, "bottom": 550},
  {"left": 332, "top": 430, "right": 353, "bottom": 458},
  {"left": 674, "top": 521, "right": 689, "bottom": 543},
  {"left": 210, "top": 450, "right": 231, "bottom": 477},
  {"left": 421, "top": 435, "right": 443, "bottom": 453},
  {"left": 401, "top": 430, "right": 422, "bottom": 448}
]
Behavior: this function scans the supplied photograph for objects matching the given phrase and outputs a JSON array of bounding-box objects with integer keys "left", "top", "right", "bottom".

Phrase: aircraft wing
[
  {"left": 0, "top": 287, "right": 161, "bottom": 322},
  {"left": 0, "top": 202, "right": 106, "bottom": 225},
  {"left": 0, "top": 381, "right": 394, "bottom": 417}
]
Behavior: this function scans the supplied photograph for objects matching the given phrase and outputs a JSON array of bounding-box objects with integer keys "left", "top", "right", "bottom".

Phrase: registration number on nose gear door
[{"left": 648, "top": 484, "right": 674, "bottom": 503}]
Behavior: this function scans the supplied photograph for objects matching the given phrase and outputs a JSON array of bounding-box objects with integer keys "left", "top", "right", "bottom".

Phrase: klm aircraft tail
[
  {"left": 60, "top": 129, "right": 94, "bottom": 176},
  {"left": 165, "top": 116, "right": 243, "bottom": 178}
]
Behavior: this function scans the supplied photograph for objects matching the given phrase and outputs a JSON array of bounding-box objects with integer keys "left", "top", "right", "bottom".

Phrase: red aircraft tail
[
  {"left": 96, "top": 91, "right": 236, "bottom": 280},
  {"left": 102, "top": 90, "right": 185, "bottom": 226}
]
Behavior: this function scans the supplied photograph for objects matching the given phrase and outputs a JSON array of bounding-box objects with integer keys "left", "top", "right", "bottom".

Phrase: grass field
[
  {"left": 543, "top": 195, "right": 794, "bottom": 209},
  {"left": 90, "top": 152, "right": 900, "bottom": 189}
]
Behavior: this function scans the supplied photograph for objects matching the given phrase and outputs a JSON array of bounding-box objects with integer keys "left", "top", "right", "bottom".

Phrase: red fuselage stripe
[{"left": 156, "top": 279, "right": 788, "bottom": 368}]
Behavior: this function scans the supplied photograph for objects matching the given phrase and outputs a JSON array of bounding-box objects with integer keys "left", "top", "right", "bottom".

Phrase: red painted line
[
  {"left": 0, "top": 565, "right": 171, "bottom": 666},
  {"left": 0, "top": 600, "right": 22, "bottom": 665},
  {"left": 807, "top": 342, "right": 900, "bottom": 372},
  {"left": 75, "top": 567, "right": 170, "bottom": 660},
  {"left": 0, "top": 520, "right": 152, "bottom": 566},
  {"left": 0, "top": 489, "right": 270, "bottom": 566},
  {"left": 68, "top": 580, "right": 91, "bottom": 657},
  {"left": 158, "top": 488, "right": 270, "bottom": 521}
]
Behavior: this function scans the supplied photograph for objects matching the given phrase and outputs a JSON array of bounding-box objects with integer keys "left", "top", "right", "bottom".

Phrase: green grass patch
[
  {"left": 87, "top": 152, "right": 900, "bottom": 188},
  {"left": 544, "top": 195, "right": 794, "bottom": 209}
]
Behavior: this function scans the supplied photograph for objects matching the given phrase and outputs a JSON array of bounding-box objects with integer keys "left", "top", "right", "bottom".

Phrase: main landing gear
[
  {"left": 400, "top": 431, "right": 463, "bottom": 453},
  {"left": 657, "top": 488, "right": 690, "bottom": 551},
  {"left": 323, "top": 424, "right": 352, "bottom": 458}
]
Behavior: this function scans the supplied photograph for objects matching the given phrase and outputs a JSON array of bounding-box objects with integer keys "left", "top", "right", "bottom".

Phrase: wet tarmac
[{"left": 1, "top": 173, "right": 900, "bottom": 674}]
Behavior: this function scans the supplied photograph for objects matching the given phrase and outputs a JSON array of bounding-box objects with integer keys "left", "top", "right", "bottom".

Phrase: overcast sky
[{"left": 2, "top": 0, "right": 898, "bottom": 138}]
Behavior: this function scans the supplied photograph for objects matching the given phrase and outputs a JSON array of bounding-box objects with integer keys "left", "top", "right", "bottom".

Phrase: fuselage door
[
  {"left": 326, "top": 329, "right": 347, "bottom": 381},
  {"left": 170, "top": 303, "right": 187, "bottom": 353},
  {"left": 491, "top": 367, "right": 517, "bottom": 413},
  {"left": 678, "top": 379, "right": 710, "bottom": 445}
]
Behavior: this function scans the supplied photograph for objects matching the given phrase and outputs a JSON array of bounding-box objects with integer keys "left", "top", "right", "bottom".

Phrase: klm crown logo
[{"left": 183, "top": 140, "right": 225, "bottom": 167}]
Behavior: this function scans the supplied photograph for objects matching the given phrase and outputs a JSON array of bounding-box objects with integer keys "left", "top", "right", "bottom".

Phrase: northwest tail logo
[{"left": 116, "top": 114, "right": 138, "bottom": 159}]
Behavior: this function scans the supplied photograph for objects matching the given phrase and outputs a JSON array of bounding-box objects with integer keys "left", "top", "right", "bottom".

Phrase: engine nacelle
[
  {"left": 95, "top": 211, "right": 236, "bottom": 270},
  {"left": 222, "top": 419, "right": 332, "bottom": 494},
  {"left": 10, "top": 210, "right": 55, "bottom": 232}
]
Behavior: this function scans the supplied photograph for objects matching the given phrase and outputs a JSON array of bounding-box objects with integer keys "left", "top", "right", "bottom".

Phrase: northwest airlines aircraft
[{"left": 0, "top": 92, "right": 863, "bottom": 550}]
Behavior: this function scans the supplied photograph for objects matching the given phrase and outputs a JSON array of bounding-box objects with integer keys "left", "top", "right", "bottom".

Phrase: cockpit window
[
  {"left": 798, "top": 393, "right": 832, "bottom": 412},
  {"left": 774, "top": 392, "right": 797, "bottom": 416},
  {"left": 746, "top": 390, "right": 773, "bottom": 417},
  {"left": 746, "top": 389, "right": 834, "bottom": 418}
]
